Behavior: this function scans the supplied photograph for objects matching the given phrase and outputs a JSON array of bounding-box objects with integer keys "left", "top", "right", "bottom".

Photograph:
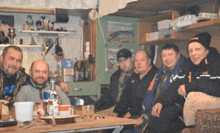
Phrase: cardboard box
[
  {"left": 158, "top": 29, "right": 172, "bottom": 39},
  {"left": 157, "top": 19, "right": 172, "bottom": 30},
  {"left": 63, "top": 68, "right": 74, "bottom": 75},
  {"left": 145, "top": 31, "right": 159, "bottom": 41},
  {"left": 198, "top": 12, "right": 218, "bottom": 20}
]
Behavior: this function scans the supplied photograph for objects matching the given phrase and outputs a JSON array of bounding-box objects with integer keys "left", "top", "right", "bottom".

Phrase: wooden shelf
[
  {"left": 21, "top": 30, "right": 77, "bottom": 36},
  {"left": 139, "top": 31, "right": 193, "bottom": 45},
  {"left": 138, "top": 11, "right": 220, "bottom": 45},
  {"left": 181, "top": 19, "right": 220, "bottom": 36},
  {"left": 137, "top": 11, "right": 180, "bottom": 45}
]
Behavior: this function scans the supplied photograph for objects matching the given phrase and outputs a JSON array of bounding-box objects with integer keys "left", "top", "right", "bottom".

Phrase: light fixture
[{"left": 0, "top": 6, "right": 55, "bottom": 15}]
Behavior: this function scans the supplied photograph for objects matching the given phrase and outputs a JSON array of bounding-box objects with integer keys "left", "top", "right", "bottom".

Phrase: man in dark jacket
[
  {"left": 112, "top": 50, "right": 158, "bottom": 118},
  {"left": 0, "top": 46, "right": 29, "bottom": 106},
  {"left": 95, "top": 49, "right": 134, "bottom": 112},
  {"left": 145, "top": 32, "right": 220, "bottom": 133},
  {"left": 135, "top": 44, "right": 186, "bottom": 133},
  {"left": 142, "top": 43, "right": 186, "bottom": 118}
]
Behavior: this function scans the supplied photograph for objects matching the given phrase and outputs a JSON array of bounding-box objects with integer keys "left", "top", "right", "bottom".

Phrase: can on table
[
  {"left": 47, "top": 99, "right": 60, "bottom": 116},
  {"left": 36, "top": 103, "right": 46, "bottom": 122},
  {"left": 43, "top": 90, "right": 57, "bottom": 101}
]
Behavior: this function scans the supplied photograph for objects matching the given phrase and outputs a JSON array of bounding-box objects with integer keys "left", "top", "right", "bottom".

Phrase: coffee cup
[{"left": 58, "top": 105, "right": 74, "bottom": 116}]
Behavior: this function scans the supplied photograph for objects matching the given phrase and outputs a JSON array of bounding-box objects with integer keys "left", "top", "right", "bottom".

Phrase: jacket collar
[{"left": 27, "top": 78, "right": 48, "bottom": 90}]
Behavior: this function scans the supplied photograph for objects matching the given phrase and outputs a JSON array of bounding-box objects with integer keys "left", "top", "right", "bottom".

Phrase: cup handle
[{"left": 70, "top": 108, "right": 74, "bottom": 115}]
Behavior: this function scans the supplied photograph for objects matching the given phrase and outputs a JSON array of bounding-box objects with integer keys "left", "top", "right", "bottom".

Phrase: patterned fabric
[
  {"left": 3, "top": 85, "right": 15, "bottom": 96},
  {"left": 154, "top": 67, "right": 173, "bottom": 100},
  {"left": 0, "top": 67, "right": 29, "bottom": 105},
  {"left": 116, "top": 68, "right": 133, "bottom": 102}
]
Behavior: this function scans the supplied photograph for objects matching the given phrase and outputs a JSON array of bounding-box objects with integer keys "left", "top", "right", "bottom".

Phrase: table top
[{"left": 0, "top": 115, "right": 142, "bottom": 133}]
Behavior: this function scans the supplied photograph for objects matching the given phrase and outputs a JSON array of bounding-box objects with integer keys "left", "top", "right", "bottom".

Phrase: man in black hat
[
  {"left": 144, "top": 32, "right": 220, "bottom": 133},
  {"left": 112, "top": 50, "right": 158, "bottom": 119},
  {"left": 95, "top": 48, "right": 135, "bottom": 113}
]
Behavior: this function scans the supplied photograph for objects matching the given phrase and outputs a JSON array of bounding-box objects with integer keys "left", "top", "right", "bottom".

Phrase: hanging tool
[{"left": 55, "top": 38, "right": 64, "bottom": 61}]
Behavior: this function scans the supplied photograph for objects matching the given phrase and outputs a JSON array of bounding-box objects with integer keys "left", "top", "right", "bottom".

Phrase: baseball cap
[{"left": 117, "top": 49, "right": 132, "bottom": 61}]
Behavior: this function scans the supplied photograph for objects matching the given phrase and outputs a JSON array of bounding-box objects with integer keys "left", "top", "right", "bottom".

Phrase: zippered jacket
[
  {"left": 143, "top": 54, "right": 186, "bottom": 117},
  {"left": 156, "top": 47, "right": 220, "bottom": 108}
]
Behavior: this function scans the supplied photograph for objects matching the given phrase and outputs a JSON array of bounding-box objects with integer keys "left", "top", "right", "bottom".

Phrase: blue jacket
[{"left": 142, "top": 54, "right": 186, "bottom": 117}]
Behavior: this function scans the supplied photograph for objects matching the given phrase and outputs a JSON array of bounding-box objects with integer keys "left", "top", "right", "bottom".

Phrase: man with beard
[
  {"left": 15, "top": 60, "right": 71, "bottom": 105},
  {"left": 95, "top": 49, "right": 134, "bottom": 113},
  {"left": 0, "top": 46, "right": 29, "bottom": 105},
  {"left": 144, "top": 32, "right": 220, "bottom": 133},
  {"left": 0, "top": 46, "right": 69, "bottom": 106}
]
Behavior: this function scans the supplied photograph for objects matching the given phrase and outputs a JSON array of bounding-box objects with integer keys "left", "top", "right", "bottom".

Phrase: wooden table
[{"left": 0, "top": 115, "right": 142, "bottom": 133}]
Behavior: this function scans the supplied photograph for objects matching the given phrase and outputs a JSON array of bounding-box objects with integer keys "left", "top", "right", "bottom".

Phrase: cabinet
[{"left": 138, "top": 11, "right": 220, "bottom": 46}]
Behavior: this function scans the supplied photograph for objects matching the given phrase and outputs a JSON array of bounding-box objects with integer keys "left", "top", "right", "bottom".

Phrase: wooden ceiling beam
[{"left": 0, "top": 6, "right": 55, "bottom": 14}]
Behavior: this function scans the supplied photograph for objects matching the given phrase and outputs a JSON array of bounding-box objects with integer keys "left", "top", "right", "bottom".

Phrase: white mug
[{"left": 58, "top": 105, "right": 74, "bottom": 116}]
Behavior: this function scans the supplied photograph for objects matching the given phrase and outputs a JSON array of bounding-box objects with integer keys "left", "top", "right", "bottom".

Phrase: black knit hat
[
  {"left": 188, "top": 32, "right": 211, "bottom": 50},
  {"left": 117, "top": 49, "right": 132, "bottom": 61}
]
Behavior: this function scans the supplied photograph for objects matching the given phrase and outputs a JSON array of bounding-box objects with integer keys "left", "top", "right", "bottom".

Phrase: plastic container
[{"left": 14, "top": 102, "right": 34, "bottom": 122}]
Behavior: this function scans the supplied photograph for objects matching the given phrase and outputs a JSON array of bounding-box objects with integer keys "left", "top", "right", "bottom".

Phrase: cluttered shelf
[
  {"left": 21, "top": 30, "right": 77, "bottom": 36},
  {"left": 138, "top": 11, "right": 220, "bottom": 45}
]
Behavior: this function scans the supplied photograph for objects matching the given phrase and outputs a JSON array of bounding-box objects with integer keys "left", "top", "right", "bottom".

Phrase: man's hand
[
  {"left": 110, "top": 112, "right": 118, "bottom": 117},
  {"left": 123, "top": 112, "right": 131, "bottom": 118},
  {"left": 151, "top": 103, "right": 162, "bottom": 117},
  {"left": 178, "top": 84, "right": 186, "bottom": 97},
  {"left": 60, "top": 82, "right": 69, "bottom": 93},
  {"left": 134, "top": 114, "right": 146, "bottom": 129}
]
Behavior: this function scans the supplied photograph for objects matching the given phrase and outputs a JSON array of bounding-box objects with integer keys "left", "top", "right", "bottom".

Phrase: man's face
[
  {"left": 161, "top": 49, "right": 180, "bottom": 68},
  {"left": 118, "top": 57, "right": 133, "bottom": 72},
  {"left": 1, "top": 48, "right": 22, "bottom": 77},
  {"left": 31, "top": 61, "right": 49, "bottom": 86},
  {"left": 134, "top": 51, "right": 151, "bottom": 74},
  {"left": 188, "top": 42, "right": 209, "bottom": 65}
]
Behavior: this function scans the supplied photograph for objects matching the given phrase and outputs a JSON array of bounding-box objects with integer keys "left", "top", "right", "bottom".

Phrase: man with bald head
[
  {"left": 15, "top": 60, "right": 71, "bottom": 105},
  {"left": 112, "top": 50, "right": 158, "bottom": 119}
]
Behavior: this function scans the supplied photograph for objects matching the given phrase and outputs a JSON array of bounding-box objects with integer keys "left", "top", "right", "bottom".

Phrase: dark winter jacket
[
  {"left": 142, "top": 54, "right": 186, "bottom": 117},
  {"left": 0, "top": 67, "right": 29, "bottom": 105},
  {"left": 95, "top": 69, "right": 134, "bottom": 111},
  {"left": 114, "top": 65, "right": 158, "bottom": 117},
  {"left": 156, "top": 47, "right": 220, "bottom": 108}
]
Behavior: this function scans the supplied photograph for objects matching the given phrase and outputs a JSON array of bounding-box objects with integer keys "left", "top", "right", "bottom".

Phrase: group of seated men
[
  {"left": 95, "top": 32, "right": 220, "bottom": 133},
  {"left": 1, "top": 31, "right": 220, "bottom": 133},
  {"left": 0, "top": 45, "right": 70, "bottom": 107}
]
